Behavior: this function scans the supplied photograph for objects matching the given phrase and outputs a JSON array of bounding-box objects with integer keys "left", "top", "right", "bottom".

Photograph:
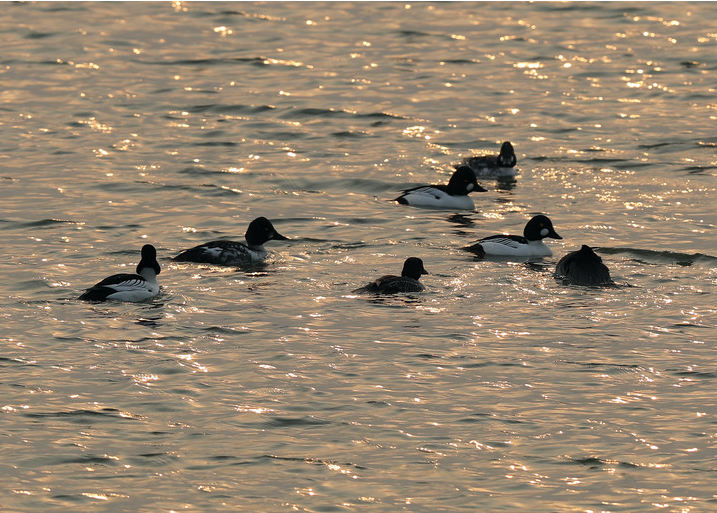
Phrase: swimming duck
[
  {"left": 394, "top": 166, "right": 486, "bottom": 210},
  {"left": 174, "top": 216, "right": 287, "bottom": 266},
  {"left": 352, "top": 257, "right": 428, "bottom": 294},
  {"left": 79, "top": 244, "right": 161, "bottom": 302},
  {"left": 555, "top": 245, "right": 613, "bottom": 286},
  {"left": 466, "top": 215, "right": 562, "bottom": 257},
  {"left": 458, "top": 141, "right": 517, "bottom": 179}
]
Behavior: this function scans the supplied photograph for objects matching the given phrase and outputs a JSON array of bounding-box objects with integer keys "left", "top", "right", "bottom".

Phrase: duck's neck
[{"left": 138, "top": 267, "right": 158, "bottom": 283}]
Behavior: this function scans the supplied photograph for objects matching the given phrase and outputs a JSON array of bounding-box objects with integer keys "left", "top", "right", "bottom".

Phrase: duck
[
  {"left": 352, "top": 257, "right": 428, "bottom": 294},
  {"left": 465, "top": 214, "right": 562, "bottom": 257},
  {"left": 174, "top": 216, "right": 288, "bottom": 266},
  {"left": 394, "top": 166, "right": 486, "bottom": 210},
  {"left": 555, "top": 245, "right": 613, "bottom": 286},
  {"left": 458, "top": 141, "right": 517, "bottom": 179},
  {"left": 79, "top": 244, "right": 161, "bottom": 302}
]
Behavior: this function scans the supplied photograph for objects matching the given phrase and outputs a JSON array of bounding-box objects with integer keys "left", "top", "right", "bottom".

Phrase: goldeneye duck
[
  {"left": 79, "top": 244, "right": 161, "bottom": 302},
  {"left": 174, "top": 216, "right": 287, "bottom": 266},
  {"left": 465, "top": 214, "right": 562, "bottom": 257},
  {"left": 555, "top": 245, "right": 614, "bottom": 286},
  {"left": 394, "top": 166, "right": 487, "bottom": 210},
  {"left": 458, "top": 141, "right": 517, "bottom": 179},
  {"left": 352, "top": 257, "right": 428, "bottom": 294}
]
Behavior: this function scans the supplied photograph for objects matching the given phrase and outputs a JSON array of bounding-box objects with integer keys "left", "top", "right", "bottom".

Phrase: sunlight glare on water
[{"left": 1, "top": 2, "right": 717, "bottom": 512}]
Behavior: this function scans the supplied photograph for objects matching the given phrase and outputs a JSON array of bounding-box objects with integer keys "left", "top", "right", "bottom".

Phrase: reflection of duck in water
[
  {"left": 555, "top": 245, "right": 614, "bottom": 286},
  {"left": 457, "top": 141, "right": 517, "bottom": 179},
  {"left": 352, "top": 257, "right": 428, "bottom": 294}
]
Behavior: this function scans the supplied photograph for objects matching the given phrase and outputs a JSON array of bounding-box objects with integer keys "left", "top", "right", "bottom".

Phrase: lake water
[{"left": 2, "top": 2, "right": 717, "bottom": 511}]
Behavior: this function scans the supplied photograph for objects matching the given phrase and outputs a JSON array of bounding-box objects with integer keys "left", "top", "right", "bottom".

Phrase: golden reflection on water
[
  {"left": 2, "top": 1, "right": 717, "bottom": 511},
  {"left": 235, "top": 405, "right": 274, "bottom": 414}
]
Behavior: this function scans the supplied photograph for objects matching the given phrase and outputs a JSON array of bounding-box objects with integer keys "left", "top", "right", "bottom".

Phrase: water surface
[{"left": 1, "top": 2, "right": 717, "bottom": 512}]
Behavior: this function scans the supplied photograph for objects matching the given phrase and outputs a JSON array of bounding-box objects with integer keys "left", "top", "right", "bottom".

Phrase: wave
[
  {"left": 562, "top": 455, "right": 640, "bottom": 469},
  {"left": 2, "top": 218, "right": 84, "bottom": 229},
  {"left": 682, "top": 165, "right": 717, "bottom": 175},
  {"left": 265, "top": 416, "right": 331, "bottom": 428},
  {"left": 24, "top": 408, "right": 140, "bottom": 422},
  {"left": 563, "top": 361, "right": 642, "bottom": 373},
  {"left": 280, "top": 107, "right": 406, "bottom": 120},
  {"left": 183, "top": 103, "right": 276, "bottom": 115},
  {"left": 595, "top": 247, "right": 717, "bottom": 267},
  {"left": 134, "top": 56, "right": 310, "bottom": 68}
]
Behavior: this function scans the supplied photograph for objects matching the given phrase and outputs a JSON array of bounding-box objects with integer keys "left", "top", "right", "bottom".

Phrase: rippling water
[{"left": 2, "top": 2, "right": 717, "bottom": 511}]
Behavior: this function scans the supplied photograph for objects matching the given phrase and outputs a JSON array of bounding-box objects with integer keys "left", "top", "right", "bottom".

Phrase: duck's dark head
[
  {"left": 497, "top": 141, "right": 517, "bottom": 167},
  {"left": 245, "top": 217, "right": 288, "bottom": 246},
  {"left": 138, "top": 244, "right": 161, "bottom": 275},
  {"left": 449, "top": 166, "right": 486, "bottom": 194},
  {"left": 524, "top": 215, "right": 562, "bottom": 241},
  {"left": 401, "top": 257, "right": 428, "bottom": 280}
]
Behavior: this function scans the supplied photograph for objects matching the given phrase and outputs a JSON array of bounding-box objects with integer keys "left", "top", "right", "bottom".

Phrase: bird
[
  {"left": 352, "top": 257, "right": 428, "bottom": 294},
  {"left": 173, "top": 216, "right": 287, "bottom": 266},
  {"left": 458, "top": 141, "right": 517, "bottom": 179},
  {"left": 555, "top": 245, "right": 614, "bottom": 286},
  {"left": 394, "top": 166, "right": 486, "bottom": 209},
  {"left": 79, "top": 244, "right": 161, "bottom": 302},
  {"left": 465, "top": 214, "right": 562, "bottom": 257}
]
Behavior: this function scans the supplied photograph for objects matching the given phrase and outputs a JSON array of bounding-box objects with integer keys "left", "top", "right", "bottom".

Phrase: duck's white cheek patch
[
  {"left": 467, "top": 183, "right": 474, "bottom": 192},
  {"left": 541, "top": 228, "right": 549, "bottom": 237}
]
